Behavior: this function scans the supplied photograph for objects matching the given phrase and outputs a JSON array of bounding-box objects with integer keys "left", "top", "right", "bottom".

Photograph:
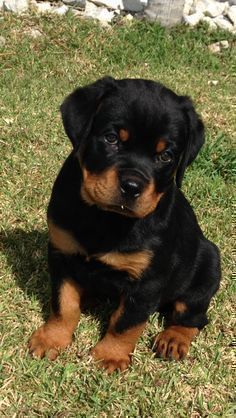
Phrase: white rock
[
  {"left": 201, "top": 16, "right": 217, "bottom": 29},
  {"left": 33, "top": 1, "right": 52, "bottom": 14},
  {"left": 184, "top": 0, "right": 194, "bottom": 15},
  {"left": 52, "top": 5, "right": 69, "bottom": 15},
  {"left": 123, "top": 13, "right": 133, "bottom": 21},
  {"left": 219, "top": 40, "right": 229, "bottom": 48},
  {"left": 208, "top": 80, "right": 219, "bottom": 86},
  {"left": 84, "top": 1, "right": 115, "bottom": 25},
  {"left": 0, "top": 0, "right": 4, "bottom": 9},
  {"left": 213, "top": 15, "right": 234, "bottom": 30},
  {"left": 227, "top": 5, "right": 236, "bottom": 25},
  {"left": 193, "top": 0, "right": 227, "bottom": 17},
  {"left": 23, "top": 28, "right": 43, "bottom": 38},
  {"left": 208, "top": 41, "right": 221, "bottom": 53},
  {"left": 183, "top": 11, "right": 204, "bottom": 26},
  {"left": 0, "top": 35, "right": 6, "bottom": 47},
  {"left": 3, "top": 0, "right": 29, "bottom": 13}
]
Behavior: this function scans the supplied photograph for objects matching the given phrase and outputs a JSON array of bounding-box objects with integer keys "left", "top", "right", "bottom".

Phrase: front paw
[
  {"left": 28, "top": 323, "right": 72, "bottom": 360},
  {"left": 153, "top": 326, "right": 198, "bottom": 360},
  {"left": 91, "top": 336, "right": 131, "bottom": 373}
]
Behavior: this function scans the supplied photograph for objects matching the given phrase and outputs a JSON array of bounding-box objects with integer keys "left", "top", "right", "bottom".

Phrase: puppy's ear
[
  {"left": 60, "top": 77, "right": 116, "bottom": 149},
  {"left": 176, "top": 96, "right": 205, "bottom": 188}
]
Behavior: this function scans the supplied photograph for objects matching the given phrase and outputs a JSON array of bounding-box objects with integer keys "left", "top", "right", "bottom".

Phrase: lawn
[{"left": 0, "top": 11, "right": 235, "bottom": 417}]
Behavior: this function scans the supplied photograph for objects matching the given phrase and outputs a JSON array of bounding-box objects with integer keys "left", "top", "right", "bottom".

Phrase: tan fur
[
  {"left": 119, "top": 129, "right": 129, "bottom": 142},
  {"left": 156, "top": 139, "right": 167, "bottom": 153},
  {"left": 134, "top": 181, "right": 164, "bottom": 218},
  {"left": 154, "top": 325, "right": 199, "bottom": 360},
  {"left": 29, "top": 278, "right": 83, "bottom": 360},
  {"left": 91, "top": 299, "right": 146, "bottom": 372},
  {"left": 97, "top": 250, "right": 153, "bottom": 279},
  {"left": 81, "top": 167, "right": 118, "bottom": 207},
  {"left": 48, "top": 220, "right": 86, "bottom": 256},
  {"left": 174, "top": 301, "right": 187, "bottom": 314}
]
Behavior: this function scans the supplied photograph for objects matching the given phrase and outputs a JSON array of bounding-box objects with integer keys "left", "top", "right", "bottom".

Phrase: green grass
[{"left": 0, "top": 12, "right": 235, "bottom": 417}]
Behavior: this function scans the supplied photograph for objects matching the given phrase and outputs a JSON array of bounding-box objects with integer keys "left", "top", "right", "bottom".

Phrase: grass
[{"left": 0, "top": 11, "right": 235, "bottom": 417}]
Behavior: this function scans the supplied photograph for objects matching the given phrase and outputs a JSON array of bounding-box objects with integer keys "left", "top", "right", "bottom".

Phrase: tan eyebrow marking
[
  {"left": 119, "top": 129, "right": 130, "bottom": 142},
  {"left": 156, "top": 139, "right": 167, "bottom": 153}
]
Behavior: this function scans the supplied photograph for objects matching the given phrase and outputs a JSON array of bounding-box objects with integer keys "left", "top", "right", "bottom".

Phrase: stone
[
  {"left": 33, "top": 1, "right": 52, "bottom": 14},
  {"left": 219, "top": 40, "right": 229, "bottom": 48},
  {"left": 62, "top": 0, "right": 86, "bottom": 8},
  {"left": 208, "top": 41, "right": 221, "bottom": 53},
  {"left": 183, "top": 0, "right": 194, "bottom": 15},
  {"left": 52, "top": 5, "right": 69, "bottom": 15},
  {"left": 122, "top": 0, "right": 147, "bottom": 12},
  {"left": 183, "top": 11, "right": 204, "bottom": 26},
  {"left": 3, "top": 0, "right": 29, "bottom": 13},
  {"left": 227, "top": 5, "right": 236, "bottom": 25},
  {"left": 145, "top": 0, "right": 185, "bottom": 27},
  {"left": 0, "top": 35, "right": 6, "bottom": 47},
  {"left": 201, "top": 16, "right": 218, "bottom": 29},
  {"left": 23, "top": 28, "right": 43, "bottom": 38},
  {"left": 208, "top": 80, "right": 219, "bottom": 85},
  {"left": 213, "top": 15, "right": 234, "bottom": 30},
  {"left": 124, "top": 13, "right": 133, "bottom": 21},
  {"left": 193, "top": 0, "right": 228, "bottom": 17},
  {"left": 91, "top": 0, "right": 122, "bottom": 9},
  {"left": 84, "top": 1, "right": 115, "bottom": 25}
]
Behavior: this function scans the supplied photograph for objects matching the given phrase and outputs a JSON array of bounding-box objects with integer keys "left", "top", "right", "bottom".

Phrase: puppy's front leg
[
  {"left": 91, "top": 297, "right": 147, "bottom": 373},
  {"left": 28, "top": 244, "right": 83, "bottom": 360}
]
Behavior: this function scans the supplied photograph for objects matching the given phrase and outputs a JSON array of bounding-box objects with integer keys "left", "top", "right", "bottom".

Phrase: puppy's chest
[{"left": 48, "top": 220, "right": 153, "bottom": 280}]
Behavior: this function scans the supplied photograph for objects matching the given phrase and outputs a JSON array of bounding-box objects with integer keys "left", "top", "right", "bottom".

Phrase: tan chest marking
[
  {"left": 96, "top": 250, "right": 153, "bottom": 279},
  {"left": 48, "top": 220, "right": 87, "bottom": 256}
]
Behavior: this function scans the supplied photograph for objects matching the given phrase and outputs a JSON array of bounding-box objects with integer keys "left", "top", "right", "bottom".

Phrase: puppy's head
[{"left": 61, "top": 77, "right": 204, "bottom": 218}]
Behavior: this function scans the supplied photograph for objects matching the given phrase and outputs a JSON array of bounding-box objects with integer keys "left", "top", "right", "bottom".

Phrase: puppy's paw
[
  {"left": 91, "top": 337, "right": 131, "bottom": 373},
  {"left": 154, "top": 326, "right": 198, "bottom": 361},
  {"left": 28, "top": 323, "right": 72, "bottom": 360}
]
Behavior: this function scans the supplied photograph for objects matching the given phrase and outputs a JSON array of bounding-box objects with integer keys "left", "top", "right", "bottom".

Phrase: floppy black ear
[
  {"left": 176, "top": 96, "right": 205, "bottom": 188},
  {"left": 60, "top": 76, "right": 116, "bottom": 149}
]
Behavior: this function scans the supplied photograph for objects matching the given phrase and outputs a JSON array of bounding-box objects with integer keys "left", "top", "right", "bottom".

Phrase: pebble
[
  {"left": 52, "top": 5, "right": 69, "bottom": 15},
  {"left": 208, "top": 40, "right": 229, "bottom": 53},
  {"left": 227, "top": 5, "right": 236, "bottom": 25},
  {"left": 213, "top": 14, "right": 234, "bottom": 30},
  {"left": 0, "top": 35, "right": 6, "bottom": 47},
  {"left": 3, "top": 0, "right": 29, "bottom": 13},
  {"left": 183, "top": 11, "right": 204, "bottom": 25}
]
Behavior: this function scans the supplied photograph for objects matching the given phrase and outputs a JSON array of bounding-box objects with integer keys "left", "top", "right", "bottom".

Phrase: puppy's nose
[{"left": 120, "top": 178, "right": 143, "bottom": 199}]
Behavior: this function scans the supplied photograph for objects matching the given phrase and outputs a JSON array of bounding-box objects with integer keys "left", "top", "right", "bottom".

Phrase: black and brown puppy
[{"left": 29, "top": 77, "right": 221, "bottom": 372}]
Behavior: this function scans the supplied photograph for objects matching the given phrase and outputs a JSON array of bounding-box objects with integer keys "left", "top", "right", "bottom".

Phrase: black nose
[{"left": 120, "top": 178, "right": 143, "bottom": 199}]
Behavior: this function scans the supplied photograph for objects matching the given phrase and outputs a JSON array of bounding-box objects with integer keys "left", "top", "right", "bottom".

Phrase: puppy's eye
[
  {"left": 104, "top": 134, "right": 119, "bottom": 145},
  {"left": 155, "top": 151, "right": 173, "bottom": 164}
]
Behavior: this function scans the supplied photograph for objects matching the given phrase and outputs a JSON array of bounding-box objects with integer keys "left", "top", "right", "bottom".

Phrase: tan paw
[
  {"left": 28, "top": 323, "right": 72, "bottom": 360},
  {"left": 154, "top": 326, "right": 198, "bottom": 360},
  {"left": 91, "top": 337, "right": 131, "bottom": 373}
]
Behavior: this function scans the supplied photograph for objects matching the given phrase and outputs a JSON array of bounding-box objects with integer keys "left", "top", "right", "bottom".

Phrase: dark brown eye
[
  {"left": 155, "top": 151, "right": 173, "bottom": 163},
  {"left": 104, "top": 134, "right": 119, "bottom": 145}
]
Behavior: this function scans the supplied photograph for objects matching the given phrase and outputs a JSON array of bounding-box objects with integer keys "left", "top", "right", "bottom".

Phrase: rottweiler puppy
[{"left": 29, "top": 77, "right": 221, "bottom": 372}]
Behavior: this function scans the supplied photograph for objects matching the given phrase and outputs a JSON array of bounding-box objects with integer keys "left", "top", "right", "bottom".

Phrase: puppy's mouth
[{"left": 98, "top": 203, "right": 136, "bottom": 217}]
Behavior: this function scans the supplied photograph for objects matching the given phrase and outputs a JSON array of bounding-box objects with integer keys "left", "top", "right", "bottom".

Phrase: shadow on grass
[{"left": 0, "top": 228, "right": 116, "bottom": 335}]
